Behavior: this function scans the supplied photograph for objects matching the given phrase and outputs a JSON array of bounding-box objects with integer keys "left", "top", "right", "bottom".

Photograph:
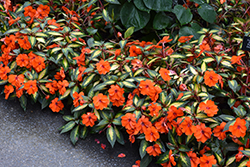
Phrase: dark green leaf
[
  {"left": 156, "top": 151, "right": 169, "bottom": 164},
  {"left": 120, "top": 2, "right": 150, "bottom": 31},
  {"left": 198, "top": 4, "right": 217, "bottom": 23},
  {"left": 180, "top": 152, "right": 191, "bottom": 167},
  {"left": 143, "top": 0, "right": 172, "bottom": 11},
  {"left": 140, "top": 154, "right": 152, "bottom": 167},
  {"left": 114, "top": 126, "right": 124, "bottom": 145},
  {"left": 19, "top": 95, "right": 27, "bottom": 111},
  {"left": 173, "top": 5, "right": 193, "bottom": 26},
  {"left": 106, "top": 126, "right": 116, "bottom": 147},
  {"left": 80, "top": 126, "right": 88, "bottom": 139},
  {"left": 70, "top": 125, "right": 79, "bottom": 145},
  {"left": 134, "top": 0, "right": 150, "bottom": 13},
  {"left": 153, "top": 12, "right": 173, "bottom": 30}
]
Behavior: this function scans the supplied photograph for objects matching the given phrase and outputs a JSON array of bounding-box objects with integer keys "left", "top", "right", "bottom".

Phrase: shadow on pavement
[{"left": 0, "top": 95, "right": 160, "bottom": 167}]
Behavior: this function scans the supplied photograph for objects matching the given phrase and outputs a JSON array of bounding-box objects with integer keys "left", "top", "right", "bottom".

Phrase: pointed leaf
[
  {"left": 70, "top": 125, "right": 79, "bottom": 145},
  {"left": 106, "top": 126, "right": 116, "bottom": 148},
  {"left": 60, "top": 121, "right": 76, "bottom": 134}
]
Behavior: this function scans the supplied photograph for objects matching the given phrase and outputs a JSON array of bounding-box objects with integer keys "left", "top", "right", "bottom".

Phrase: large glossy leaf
[
  {"left": 173, "top": 5, "right": 193, "bottom": 26},
  {"left": 120, "top": 2, "right": 150, "bottom": 31},
  {"left": 198, "top": 4, "right": 217, "bottom": 23},
  {"left": 153, "top": 12, "right": 173, "bottom": 30},
  {"left": 143, "top": 0, "right": 172, "bottom": 11},
  {"left": 133, "top": 0, "right": 150, "bottom": 13},
  {"left": 179, "top": 25, "right": 200, "bottom": 40}
]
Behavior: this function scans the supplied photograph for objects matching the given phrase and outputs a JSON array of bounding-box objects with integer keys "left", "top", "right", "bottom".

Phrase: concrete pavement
[{"left": 0, "top": 95, "right": 159, "bottom": 167}]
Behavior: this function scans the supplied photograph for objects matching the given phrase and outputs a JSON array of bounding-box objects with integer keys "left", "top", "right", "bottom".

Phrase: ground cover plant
[{"left": 0, "top": 0, "right": 250, "bottom": 166}]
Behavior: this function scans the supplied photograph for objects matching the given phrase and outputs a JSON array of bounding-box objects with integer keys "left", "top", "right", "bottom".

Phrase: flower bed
[{"left": 1, "top": 0, "right": 250, "bottom": 167}]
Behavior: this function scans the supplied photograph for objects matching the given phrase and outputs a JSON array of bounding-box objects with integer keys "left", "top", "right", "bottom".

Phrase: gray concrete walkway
[{"left": 0, "top": 95, "right": 159, "bottom": 167}]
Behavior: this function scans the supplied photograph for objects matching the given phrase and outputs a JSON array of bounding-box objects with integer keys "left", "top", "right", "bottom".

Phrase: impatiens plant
[{"left": 1, "top": 0, "right": 250, "bottom": 167}]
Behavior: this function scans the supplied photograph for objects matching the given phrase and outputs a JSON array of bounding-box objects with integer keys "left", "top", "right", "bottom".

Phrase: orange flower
[
  {"left": 24, "top": 6, "right": 36, "bottom": 17},
  {"left": 129, "top": 45, "right": 142, "bottom": 57},
  {"left": 157, "top": 36, "right": 172, "bottom": 45},
  {"left": 115, "top": 49, "right": 121, "bottom": 56},
  {"left": 192, "top": 123, "right": 212, "bottom": 143},
  {"left": 213, "top": 122, "right": 227, "bottom": 140},
  {"left": 4, "top": 35, "right": 16, "bottom": 49},
  {"left": 8, "top": 16, "right": 20, "bottom": 26},
  {"left": 32, "top": 56, "right": 45, "bottom": 72},
  {"left": 246, "top": 158, "right": 250, "bottom": 167},
  {"left": 200, "top": 155, "right": 217, "bottom": 167},
  {"left": 81, "top": 112, "right": 97, "bottom": 127},
  {"left": 148, "top": 102, "right": 161, "bottom": 117},
  {"left": 178, "top": 35, "right": 193, "bottom": 43},
  {"left": 16, "top": 86, "right": 24, "bottom": 98},
  {"left": 179, "top": 117, "right": 193, "bottom": 136},
  {"left": 231, "top": 54, "right": 245, "bottom": 65},
  {"left": 0, "top": 65, "right": 11, "bottom": 80},
  {"left": 36, "top": 4, "right": 50, "bottom": 19},
  {"left": 132, "top": 160, "right": 140, "bottom": 167},
  {"left": 165, "top": 46, "right": 174, "bottom": 56},
  {"left": 187, "top": 151, "right": 199, "bottom": 167},
  {"left": 167, "top": 106, "right": 184, "bottom": 122},
  {"left": 16, "top": 54, "right": 29, "bottom": 67},
  {"left": 131, "top": 59, "right": 142, "bottom": 71},
  {"left": 18, "top": 36, "right": 31, "bottom": 50},
  {"left": 161, "top": 150, "right": 176, "bottom": 167},
  {"left": 220, "top": 0, "right": 226, "bottom": 4},
  {"left": 8, "top": 74, "right": 24, "bottom": 87},
  {"left": 45, "top": 80, "right": 58, "bottom": 94},
  {"left": 108, "top": 85, "right": 124, "bottom": 100},
  {"left": 139, "top": 80, "right": 155, "bottom": 95},
  {"left": 154, "top": 117, "right": 169, "bottom": 134},
  {"left": 110, "top": 96, "right": 125, "bottom": 107},
  {"left": 235, "top": 147, "right": 244, "bottom": 162},
  {"left": 148, "top": 85, "right": 162, "bottom": 102},
  {"left": 96, "top": 59, "right": 111, "bottom": 75},
  {"left": 229, "top": 118, "right": 247, "bottom": 138},
  {"left": 144, "top": 126, "right": 160, "bottom": 142},
  {"left": 77, "top": 66, "right": 87, "bottom": 81},
  {"left": 93, "top": 93, "right": 109, "bottom": 110},
  {"left": 199, "top": 145, "right": 211, "bottom": 155},
  {"left": 121, "top": 113, "right": 137, "bottom": 130},
  {"left": 198, "top": 40, "right": 211, "bottom": 57},
  {"left": 49, "top": 97, "right": 64, "bottom": 112},
  {"left": 199, "top": 100, "right": 218, "bottom": 117},
  {"left": 24, "top": 80, "right": 38, "bottom": 95},
  {"left": 204, "top": 70, "right": 220, "bottom": 87},
  {"left": 159, "top": 68, "right": 171, "bottom": 82},
  {"left": 54, "top": 67, "right": 65, "bottom": 80},
  {"left": 47, "top": 19, "right": 60, "bottom": 28},
  {"left": 73, "top": 92, "right": 85, "bottom": 107},
  {"left": 136, "top": 115, "right": 152, "bottom": 134},
  {"left": 4, "top": 85, "right": 14, "bottom": 99},
  {"left": 57, "top": 80, "right": 69, "bottom": 95},
  {"left": 146, "top": 144, "right": 162, "bottom": 157}
]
